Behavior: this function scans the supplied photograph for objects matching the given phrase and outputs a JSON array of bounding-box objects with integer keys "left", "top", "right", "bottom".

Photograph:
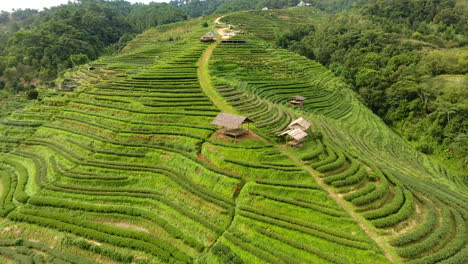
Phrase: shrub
[
  {"left": 351, "top": 177, "right": 389, "bottom": 206},
  {"left": 396, "top": 206, "right": 452, "bottom": 258},
  {"left": 343, "top": 183, "right": 376, "bottom": 201},
  {"left": 212, "top": 243, "right": 243, "bottom": 264},
  {"left": 316, "top": 151, "right": 346, "bottom": 173},
  {"left": 256, "top": 227, "right": 347, "bottom": 264},
  {"left": 362, "top": 188, "right": 404, "bottom": 220},
  {"left": 389, "top": 195, "right": 437, "bottom": 247},
  {"left": 371, "top": 190, "right": 414, "bottom": 228},
  {"left": 27, "top": 90, "right": 39, "bottom": 100},
  {"left": 249, "top": 190, "right": 346, "bottom": 217},
  {"left": 405, "top": 209, "right": 465, "bottom": 264},
  {"left": 239, "top": 206, "right": 371, "bottom": 249},
  {"left": 224, "top": 233, "right": 281, "bottom": 264},
  {"left": 63, "top": 238, "right": 134, "bottom": 263},
  {"left": 331, "top": 166, "right": 367, "bottom": 187}
]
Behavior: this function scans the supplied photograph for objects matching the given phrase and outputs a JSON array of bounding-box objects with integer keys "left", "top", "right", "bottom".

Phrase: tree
[
  {"left": 27, "top": 89, "right": 38, "bottom": 100},
  {"left": 70, "top": 54, "right": 89, "bottom": 67},
  {"left": 3, "top": 67, "right": 19, "bottom": 81}
]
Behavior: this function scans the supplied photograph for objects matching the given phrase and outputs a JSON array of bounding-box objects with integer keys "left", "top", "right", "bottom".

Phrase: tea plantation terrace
[{"left": 0, "top": 11, "right": 465, "bottom": 264}]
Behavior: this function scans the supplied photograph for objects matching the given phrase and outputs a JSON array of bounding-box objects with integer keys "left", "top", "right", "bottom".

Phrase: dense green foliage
[
  {"left": 0, "top": 1, "right": 466, "bottom": 264},
  {"left": 0, "top": 1, "right": 189, "bottom": 93},
  {"left": 274, "top": 0, "right": 468, "bottom": 171},
  {"left": 0, "top": 0, "right": 357, "bottom": 93}
]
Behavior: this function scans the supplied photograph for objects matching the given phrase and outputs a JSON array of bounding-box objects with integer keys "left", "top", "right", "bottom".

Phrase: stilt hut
[
  {"left": 211, "top": 113, "right": 252, "bottom": 139},
  {"left": 289, "top": 95, "right": 306, "bottom": 108}
]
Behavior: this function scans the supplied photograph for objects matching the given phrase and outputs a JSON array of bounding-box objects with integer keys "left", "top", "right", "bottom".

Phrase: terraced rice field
[{"left": 0, "top": 10, "right": 466, "bottom": 264}]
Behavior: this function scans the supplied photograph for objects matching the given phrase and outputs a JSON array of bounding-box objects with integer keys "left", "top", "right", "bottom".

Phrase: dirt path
[
  {"left": 214, "top": 16, "right": 233, "bottom": 40},
  {"left": 277, "top": 145, "right": 398, "bottom": 264},
  {"left": 214, "top": 16, "right": 224, "bottom": 24},
  {"left": 198, "top": 23, "right": 238, "bottom": 114}
]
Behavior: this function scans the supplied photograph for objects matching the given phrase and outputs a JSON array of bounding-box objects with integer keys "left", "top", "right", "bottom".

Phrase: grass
[{"left": 0, "top": 8, "right": 465, "bottom": 264}]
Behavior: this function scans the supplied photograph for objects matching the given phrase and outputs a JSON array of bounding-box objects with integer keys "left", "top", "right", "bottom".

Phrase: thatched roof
[
  {"left": 204, "top": 31, "right": 218, "bottom": 38},
  {"left": 211, "top": 113, "right": 252, "bottom": 129},
  {"left": 279, "top": 128, "right": 308, "bottom": 141},
  {"left": 291, "top": 95, "right": 306, "bottom": 101},
  {"left": 288, "top": 117, "right": 310, "bottom": 131}
]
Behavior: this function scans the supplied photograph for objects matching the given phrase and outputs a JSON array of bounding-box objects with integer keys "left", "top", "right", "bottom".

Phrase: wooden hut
[
  {"left": 200, "top": 31, "right": 217, "bottom": 42},
  {"left": 279, "top": 128, "right": 308, "bottom": 147},
  {"left": 278, "top": 117, "right": 311, "bottom": 147},
  {"left": 289, "top": 95, "right": 306, "bottom": 108},
  {"left": 288, "top": 117, "right": 310, "bottom": 131},
  {"left": 211, "top": 113, "right": 252, "bottom": 138}
]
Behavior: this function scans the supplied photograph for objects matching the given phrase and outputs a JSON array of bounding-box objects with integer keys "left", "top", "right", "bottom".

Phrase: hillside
[{"left": 0, "top": 8, "right": 466, "bottom": 264}]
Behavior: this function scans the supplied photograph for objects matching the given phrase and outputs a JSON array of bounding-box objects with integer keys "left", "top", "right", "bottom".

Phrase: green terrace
[{"left": 0, "top": 9, "right": 466, "bottom": 264}]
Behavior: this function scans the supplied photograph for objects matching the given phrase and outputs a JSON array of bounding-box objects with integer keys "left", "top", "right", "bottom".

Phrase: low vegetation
[{"left": 0, "top": 1, "right": 466, "bottom": 264}]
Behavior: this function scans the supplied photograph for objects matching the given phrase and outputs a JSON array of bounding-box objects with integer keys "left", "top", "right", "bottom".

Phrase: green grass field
[{"left": 0, "top": 8, "right": 466, "bottom": 264}]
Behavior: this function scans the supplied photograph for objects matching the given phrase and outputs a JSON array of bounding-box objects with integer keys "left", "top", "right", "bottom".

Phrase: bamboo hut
[{"left": 211, "top": 113, "right": 252, "bottom": 138}]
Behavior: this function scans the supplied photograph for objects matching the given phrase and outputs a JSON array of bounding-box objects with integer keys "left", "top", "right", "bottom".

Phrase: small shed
[
  {"left": 288, "top": 117, "right": 311, "bottom": 131},
  {"left": 279, "top": 128, "right": 308, "bottom": 147},
  {"left": 211, "top": 112, "right": 252, "bottom": 138},
  {"left": 61, "top": 83, "right": 78, "bottom": 92},
  {"left": 289, "top": 95, "right": 306, "bottom": 108},
  {"left": 200, "top": 31, "right": 217, "bottom": 42}
]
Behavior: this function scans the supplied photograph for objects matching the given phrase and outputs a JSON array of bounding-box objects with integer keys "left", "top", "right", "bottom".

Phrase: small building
[
  {"left": 279, "top": 128, "right": 308, "bottom": 147},
  {"left": 211, "top": 112, "right": 252, "bottom": 138},
  {"left": 262, "top": 7, "right": 269, "bottom": 10},
  {"left": 288, "top": 117, "right": 311, "bottom": 131},
  {"left": 61, "top": 83, "right": 78, "bottom": 92},
  {"left": 87, "top": 66, "right": 95, "bottom": 71},
  {"left": 200, "top": 31, "right": 218, "bottom": 42},
  {"left": 279, "top": 117, "right": 311, "bottom": 147},
  {"left": 289, "top": 95, "right": 306, "bottom": 108}
]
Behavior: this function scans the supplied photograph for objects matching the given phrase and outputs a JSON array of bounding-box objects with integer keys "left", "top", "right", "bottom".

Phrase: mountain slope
[{"left": 0, "top": 9, "right": 466, "bottom": 264}]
